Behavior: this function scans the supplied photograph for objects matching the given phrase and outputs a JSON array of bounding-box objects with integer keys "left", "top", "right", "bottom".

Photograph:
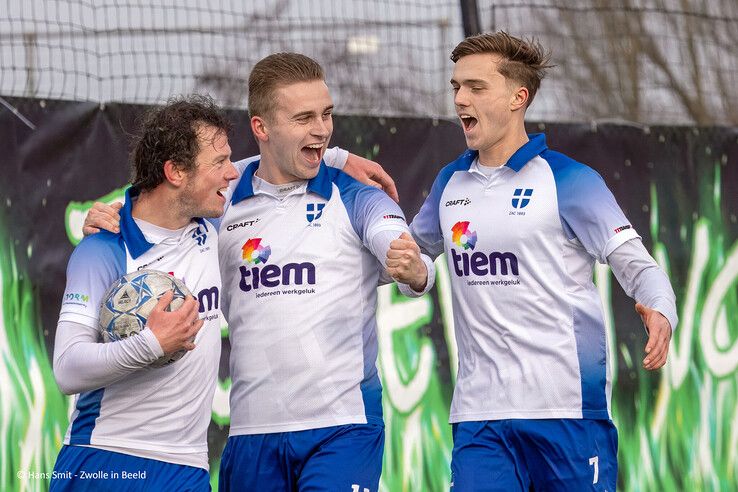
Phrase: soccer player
[
  {"left": 51, "top": 95, "right": 238, "bottom": 491},
  {"left": 408, "top": 32, "right": 678, "bottom": 491},
  {"left": 215, "top": 52, "right": 433, "bottom": 491},
  {"left": 82, "top": 55, "right": 432, "bottom": 491}
]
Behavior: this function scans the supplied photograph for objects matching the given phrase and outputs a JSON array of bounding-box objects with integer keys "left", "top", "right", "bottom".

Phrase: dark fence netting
[
  {"left": 2, "top": 0, "right": 737, "bottom": 124},
  {"left": 1, "top": 97, "right": 737, "bottom": 491}
]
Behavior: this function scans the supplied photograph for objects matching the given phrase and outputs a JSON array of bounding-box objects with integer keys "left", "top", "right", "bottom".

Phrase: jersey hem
[
  {"left": 62, "top": 442, "right": 208, "bottom": 470},
  {"left": 450, "top": 408, "right": 612, "bottom": 422},
  {"left": 229, "top": 414, "right": 371, "bottom": 436}
]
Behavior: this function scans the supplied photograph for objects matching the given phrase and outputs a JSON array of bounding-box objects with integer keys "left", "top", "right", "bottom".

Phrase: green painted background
[{"left": 1, "top": 101, "right": 736, "bottom": 490}]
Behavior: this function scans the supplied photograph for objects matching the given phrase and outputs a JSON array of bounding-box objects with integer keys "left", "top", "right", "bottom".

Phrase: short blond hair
[{"left": 248, "top": 52, "right": 325, "bottom": 118}]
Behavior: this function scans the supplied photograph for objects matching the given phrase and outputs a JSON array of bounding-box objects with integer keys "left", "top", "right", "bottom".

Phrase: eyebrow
[
  {"left": 450, "top": 78, "right": 488, "bottom": 86},
  {"left": 210, "top": 150, "right": 231, "bottom": 163},
  {"left": 292, "top": 105, "right": 334, "bottom": 119}
]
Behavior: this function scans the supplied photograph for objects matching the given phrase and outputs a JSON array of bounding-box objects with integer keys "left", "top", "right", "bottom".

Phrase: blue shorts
[
  {"left": 219, "top": 423, "right": 385, "bottom": 492},
  {"left": 450, "top": 419, "right": 618, "bottom": 492},
  {"left": 49, "top": 445, "right": 210, "bottom": 491}
]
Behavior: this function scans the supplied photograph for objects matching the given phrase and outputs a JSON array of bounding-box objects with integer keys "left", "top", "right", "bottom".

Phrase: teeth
[
  {"left": 460, "top": 115, "right": 474, "bottom": 119},
  {"left": 306, "top": 143, "right": 323, "bottom": 149}
]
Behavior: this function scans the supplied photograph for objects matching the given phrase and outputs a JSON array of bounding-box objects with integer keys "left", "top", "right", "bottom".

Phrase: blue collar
[
  {"left": 231, "top": 160, "right": 333, "bottom": 205},
  {"left": 120, "top": 187, "right": 208, "bottom": 259},
  {"left": 505, "top": 133, "right": 548, "bottom": 172},
  {"left": 119, "top": 186, "right": 155, "bottom": 259},
  {"left": 458, "top": 133, "right": 547, "bottom": 173}
]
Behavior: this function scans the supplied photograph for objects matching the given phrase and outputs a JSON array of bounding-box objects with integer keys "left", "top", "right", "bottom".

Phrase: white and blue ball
[{"left": 99, "top": 269, "right": 192, "bottom": 367}]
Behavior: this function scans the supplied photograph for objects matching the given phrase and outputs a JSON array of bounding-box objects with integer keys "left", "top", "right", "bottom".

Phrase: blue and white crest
[
  {"left": 192, "top": 223, "right": 208, "bottom": 246},
  {"left": 511, "top": 188, "right": 533, "bottom": 209},
  {"left": 306, "top": 203, "right": 325, "bottom": 223}
]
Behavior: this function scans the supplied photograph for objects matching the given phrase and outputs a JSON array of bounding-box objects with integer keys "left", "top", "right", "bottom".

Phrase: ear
[
  {"left": 163, "top": 160, "right": 186, "bottom": 187},
  {"left": 510, "top": 86, "right": 529, "bottom": 112},
  {"left": 251, "top": 116, "right": 269, "bottom": 142}
]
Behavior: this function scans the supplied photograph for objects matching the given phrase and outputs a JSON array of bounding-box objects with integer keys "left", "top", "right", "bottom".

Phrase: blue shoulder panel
[
  {"left": 409, "top": 149, "right": 475, "bottom": 255},
  {"left": 544, "top": 149, "right": 631, "bottom": 261},
  {"left": 330, "top": 167, "right": 404, "bottom": 241}
]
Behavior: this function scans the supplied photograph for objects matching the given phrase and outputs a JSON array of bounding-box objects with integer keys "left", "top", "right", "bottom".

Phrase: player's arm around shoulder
[{"left": 325, "top": 148, "right": 399, "bottom": 203}]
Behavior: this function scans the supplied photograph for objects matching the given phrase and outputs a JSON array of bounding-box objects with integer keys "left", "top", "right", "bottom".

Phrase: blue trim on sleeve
[
  {"left": 330, "top": 167, "right": 402, "bottom": 241},
  {"left": 68, "top": 231, "right": 127, "bottom": 297},
  {"left": 544, "top": 149, "right": 632, "bottom": 262},
  {"left": 65, "top": 232, "right": 127, "bottom": 444},
  {"left": 505, "top": 133, "right": 548, "bottom": 172},
  {"left": 543, "top": 150, "right": 591, "bottom": 240},
  {"left": 410, "top": 150, "right": 476, "bottom": 250},
  {"left": 69, "top": 388, "right": 105, "bottom": 445}
]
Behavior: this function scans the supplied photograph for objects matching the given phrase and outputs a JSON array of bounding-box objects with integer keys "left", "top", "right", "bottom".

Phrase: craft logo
[
  {"left": 445, "top": 198, "right": 471, "bottom": 207},
  {"left": 226, "top": 218, "right": 260, "bottom": 231}
]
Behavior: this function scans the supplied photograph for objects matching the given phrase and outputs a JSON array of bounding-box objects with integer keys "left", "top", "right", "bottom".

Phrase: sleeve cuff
[
  {"left": 650, "top": 299, "right": 679, "bottom": 332},
  {"left": 397, "top": 254, "right": 436, "bottom": 298},
  {"left": 141, "top": 328, "right": 165, "bottom": 358}
]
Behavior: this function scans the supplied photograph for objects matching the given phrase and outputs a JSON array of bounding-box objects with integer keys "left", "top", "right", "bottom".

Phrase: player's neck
[
  {"left": 132, "top": 190, "right": 191, "bottom": 230},
  {"left": 477, "top": 127, "right": 529, "bottom": 168},
  {"left": 255, "top": 155, "right": 302, "bottom": 185}
]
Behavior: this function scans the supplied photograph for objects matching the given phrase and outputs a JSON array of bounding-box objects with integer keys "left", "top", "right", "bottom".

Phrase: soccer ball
[{"left": 99, "top": 269, "right": 193, "bottom": 367}]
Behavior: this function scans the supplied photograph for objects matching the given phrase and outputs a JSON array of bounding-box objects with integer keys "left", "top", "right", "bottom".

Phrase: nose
[
  {"left": 224, "top": 160, "right": 239, "bottom": 181},
  {"left": 312, "top": 116, "right": 332, "bottom": 139},
  {"left": 454, "top": 87, "right": 469, "bottom": 108}
]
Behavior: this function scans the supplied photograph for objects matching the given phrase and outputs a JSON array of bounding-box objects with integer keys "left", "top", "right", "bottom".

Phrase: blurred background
[
  {"left": 1, "top": 1, "right": 736, "bottom": 491},
  {"left": 2, "top": 0, "right": 736, "bottom": 123}
]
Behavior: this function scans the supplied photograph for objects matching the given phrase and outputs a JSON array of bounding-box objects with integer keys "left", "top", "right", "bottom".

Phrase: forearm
[
  {"left": 608, "top": 239, "right": 678, "bottom": 330},
  {"left": 53, "top": 320, "right": 164, "bottom": 394}
]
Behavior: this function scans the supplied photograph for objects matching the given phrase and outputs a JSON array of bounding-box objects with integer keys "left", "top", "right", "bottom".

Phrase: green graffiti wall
[{"left": 1, "top": 98, "right": 736, "bottom": 490}]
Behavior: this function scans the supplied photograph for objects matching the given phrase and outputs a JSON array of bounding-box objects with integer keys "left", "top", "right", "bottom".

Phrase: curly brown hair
[
  {"left": 131, "top": 94, "right": 231, "bottom": 192},
  {"left": 451, "top": 32, "right": 553, "bottom": 107}
]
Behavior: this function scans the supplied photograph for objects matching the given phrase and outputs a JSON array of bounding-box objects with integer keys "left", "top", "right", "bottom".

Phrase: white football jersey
[
  {"left": 218, "top": 160, "right": 408, "bottom": 435},
  {"left": 58, "top": 187, "right": 222, "bottom": 469},
  {"left": 411, "top": 133, "right": 640, "bottom": 422}
]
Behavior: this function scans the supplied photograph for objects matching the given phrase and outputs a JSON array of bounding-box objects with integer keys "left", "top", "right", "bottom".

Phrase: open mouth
[
  {"left": 301, "top": 143, "right": 324, "bottom": 164},
  {"left": 460, "top": 115, "right": 478, "bottom": 132},
  {"left": 216, "top": 187, "right": 227, "bottom": 200}
]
